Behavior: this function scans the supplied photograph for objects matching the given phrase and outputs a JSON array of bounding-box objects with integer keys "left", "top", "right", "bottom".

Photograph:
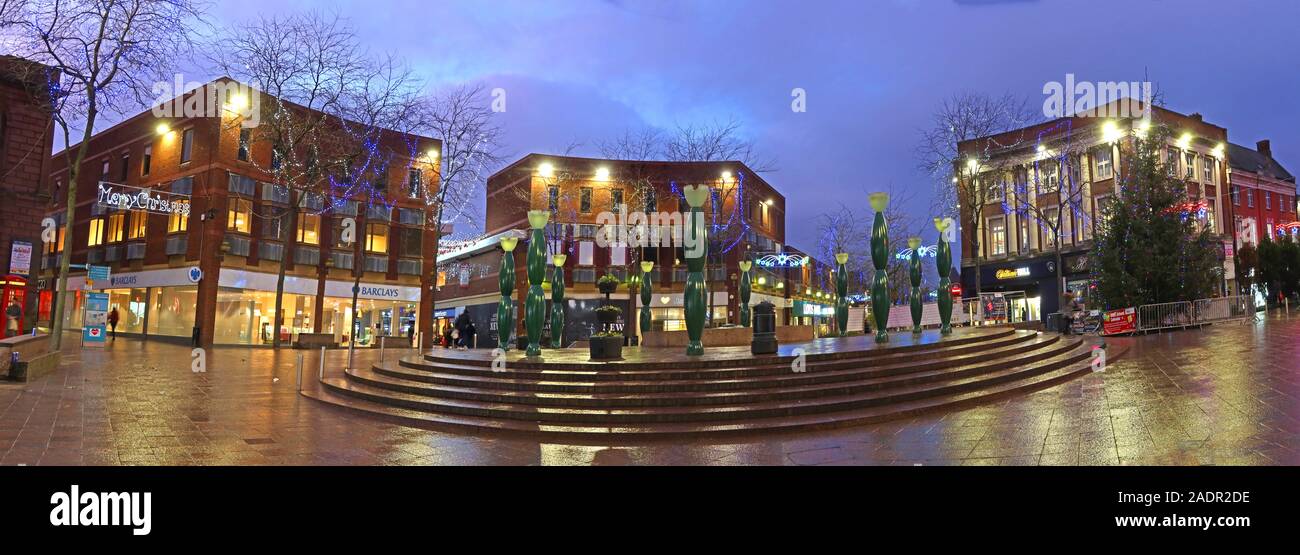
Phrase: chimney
[
  {"left": 1257, "top": 139, "right": 1272, "bottom": 157},
  {"left": 1190, "top": 113, "right": 1203, "bottom": 122}
]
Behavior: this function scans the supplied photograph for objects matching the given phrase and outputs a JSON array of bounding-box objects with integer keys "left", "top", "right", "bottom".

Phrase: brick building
[
  {"left": 434, "top": 154, "right": 837, "bottom": 346},
  {"left": 957, "top": 104, "right": 1231, "bottom": 320},
  {"left": 40, "top": 79, "right": 441, "bottom": 347},
  {"left": 0, "top": 57, "right": 55, "bottom": 338},
  {"left": 1226, "top": 139, "right": 1296, "bottom": 292}
]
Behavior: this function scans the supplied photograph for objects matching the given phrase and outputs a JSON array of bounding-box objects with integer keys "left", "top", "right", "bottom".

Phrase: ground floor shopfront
[
  {"left": 49, "top": 267, "right": 422, "bottom": 346},
  {"left": 961, "top": 252, "right": 1091, "bottom": 323}
]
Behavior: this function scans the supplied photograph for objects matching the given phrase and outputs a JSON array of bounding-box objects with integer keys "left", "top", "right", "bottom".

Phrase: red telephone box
[{"left": 1, "top": 275, "right": 29, "bottom": 339}]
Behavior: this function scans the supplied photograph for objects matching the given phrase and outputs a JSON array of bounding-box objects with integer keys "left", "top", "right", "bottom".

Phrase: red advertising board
[{"left": 1102, "top": 307, "right": 1136, "bottom": 335}]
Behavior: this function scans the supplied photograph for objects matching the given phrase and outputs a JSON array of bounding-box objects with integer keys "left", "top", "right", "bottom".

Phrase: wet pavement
[{"left": 2, "top": 313, "right": 1298, "bottom": 465}]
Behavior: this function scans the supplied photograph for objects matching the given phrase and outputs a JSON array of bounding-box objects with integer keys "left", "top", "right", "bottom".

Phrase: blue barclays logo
[{"left": 360, "top": 286, "right": 400, "bottom": 298}]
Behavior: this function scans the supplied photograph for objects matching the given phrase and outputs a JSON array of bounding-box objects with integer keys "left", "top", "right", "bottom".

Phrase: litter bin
[{"left": 751, "top": 301, "right": 777, "bottom": 355}]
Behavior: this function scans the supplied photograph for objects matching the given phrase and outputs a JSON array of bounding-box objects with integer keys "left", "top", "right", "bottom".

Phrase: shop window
[
  {"left": 366, "top": 223, "right": 389, "bottom": 253},
  {"left": 297, "top": 212, "right": 320, "bottom": 245},
  {"left": 106, "top": 213, "right": 125, "bottom": 243},
  {"left": 87, "top": 218, "right": 105, "bottom": 247},
  {"left": 127, "top": 210, "right": 147, "bottom": 239},
  {"left": 181, "top": 128, "right": 194, "bottom": 163},
  {"left": 228, "top": 198, "right": 252, "bottom": 233}
]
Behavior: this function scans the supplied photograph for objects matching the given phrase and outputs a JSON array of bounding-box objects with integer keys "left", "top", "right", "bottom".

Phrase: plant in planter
[
  {"left": 589, "top": 330, "right": 624, "bottom": 360},
  {"left": 597, "top": 274, "right": 621, "bottom": 295},
  {"left": 595, "top": 304, "right": 623, "bottom": 325}
]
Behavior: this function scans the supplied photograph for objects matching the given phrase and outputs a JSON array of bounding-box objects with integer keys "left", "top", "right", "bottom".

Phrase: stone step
[
  {"left": 420, "top": 327, "right": 1020, "bottom": 371},
  {"left": 320, "top": 342, "right": 1090, "bottom": 425},
  {"left": 303, "top": 349, "right": 1100, "bottom": 440},
  {"left": 399, "top": 329, "right": 1040, "bottom": 382},
  {"left": 363, "top": 334, "right": 1067, "bottom": 399}
]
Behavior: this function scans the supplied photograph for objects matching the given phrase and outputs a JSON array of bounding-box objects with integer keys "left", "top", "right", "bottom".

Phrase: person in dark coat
[
  {"left": 453, "top": 312, "right": 471, "bottom": 349},
  {"left": 107, "top": 307, "right": 120, "bottom": 340}
]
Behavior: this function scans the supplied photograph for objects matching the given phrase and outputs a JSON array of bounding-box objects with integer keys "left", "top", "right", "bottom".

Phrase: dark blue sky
[{"left": 207, "top": 0, "right": 1300, "bottom": 254}]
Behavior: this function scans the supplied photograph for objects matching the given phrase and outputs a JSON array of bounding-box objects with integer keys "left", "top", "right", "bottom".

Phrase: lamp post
[
  {"left": 908, "top": 237, "right": 922, "bottom": 334},
  {"left": 639, "top": 260, "right": 653, "bottom": 334},
  {"left": 869, "top": 192, "right": 891, "bottom": 342},
  {"left": 738, "top": 260, "right": 752, "bottom": 327},
  {"left": 524, "top": 211, "right": 549, "bottom": 356},
  {"left": 683, "top": 184, "right": 709, "bottom": 356},
  {"left": 834, "top": 252, "right": 848, "bottom": 336},
  {"left": 935, "top": 217, "right": 953, "bottom": 335},
  {"left": 497, "top": 236, "right": 518, "bottom": 350},
  {"left": 550, "top": 254, "right": 566, "bottom": 348}
]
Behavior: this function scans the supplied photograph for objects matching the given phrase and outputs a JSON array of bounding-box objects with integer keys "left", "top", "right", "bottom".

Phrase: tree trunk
[
  {"left": 270, "top": 197, "right": 300, "bottom": 348},
  {"left": 50, "top": 111, "right": 97, "bottom": 350}
]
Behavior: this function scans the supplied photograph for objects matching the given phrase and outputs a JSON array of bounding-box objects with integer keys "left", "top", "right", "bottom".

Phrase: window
[
  {"left": 548, "top": 186, "right": 558, "bottom": 212},
  {"left": 237, "top": 128, "right": 250, "bottom": 161},
  {"left": 127, "top": 210, "right": 147, "bottom": 239},
  {"left": 1231, "top": 185, "right": 1240, "bottom": 206},
  {"left": 45, "top": 226, "right": 64, "bottom": 254},
  {"left": 1044, "top": 208, "right": 1060, "bottom": 246},
  {"left": 985, "top": 177, "right": 1005, "bottom": 202},
  {"left": 100, "top": 159, "right": 110, "bottom": 180},
  {"left": 1167, "top": 148, "right": 1179, "bottom": 176},
  {"left": 1203, "top": 156, "right": 1214, "bottom": 183},
  {"left": 1094, "top": 194, "right": 1113, "bottom": 230},
  {"left": 407, "top": 168, "right": 422, "bottom": 198},
  {"left": 228, "top": 198, "right": 252, "bottom": 233},
  {"left": 142, "top": 146, "right": 152, "bottom": 176},
  {"left": 87, "top": 218, "right": 105, "bottom": 247},
  {"left": 1266, "top": 191, "right": 1272, "bottom": 210},
  {"left": 119, "top": 153, "right": 129, "bottom": 182},
  {"left": 398, "top": 227, "right": 422, "bottom": 258},
  {"left": 365, "top": 222, "right": 389, "bottom": 253},
  {"left": 1247, "top": 188, "right": 1255, "bottom": 208},
  {"left": 263, "top": 208, "right": 287, "bottom": 240},
  {"left": 168, "top": 210, "right": 188, "bottom": 233},
  {"left": 580, "top": 187, "right": 592, "bottom": 213},
  {"left": 1094, "top": 147, "right": 1113, "bottom": 180},
  {"left": 987, "top": 217, "right": 1007, "bottom": 256},
  {"left": 297, "top": 212, "right": 320, "bottom": 245},
  {"left": 106, "top": 213, "right": 125, "bottom": 243},
  {"left": 1205, "top": 198, "right": 1217, "bottom": 233},
  {"left": 1037, "top": 161, "right": 1059, "bottom": 193},
  {"left": 1018, "top": 218, "right": 1032, "bottom": 254},
  {"left": 645, "top": 190, "right": 656, "bottom": 212},
  {"left": 181, "top": 128, "right": 194, "bottom": 163},
  {"left": 1184, "top": 152, "right": 1195, "bottom": 179},
  {"left": 610, "top": 189, "right": 624, "bottom": 211},
  {"left": 710, "top": 187, "right": 722, "bottom": 214}
]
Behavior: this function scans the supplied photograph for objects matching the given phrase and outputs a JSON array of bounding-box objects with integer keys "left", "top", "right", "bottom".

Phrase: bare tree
[
  {"left": 421, "top": 83, "right": 504, "bottom": 325},
  {"left": 1007, "top": 121, "right": 1092, "bottom": 301},
  {"left": 214, "top": 11, "right": 426, "bottom": 347},
  {"left": 917, "top": 91, "right": 1038, "bottom": 296},
  {"left": 666, "top": 117, "right": 776, "bottom": 173},
  {"left": 4, "top": 0, "right": 207, "bottom": 349}
]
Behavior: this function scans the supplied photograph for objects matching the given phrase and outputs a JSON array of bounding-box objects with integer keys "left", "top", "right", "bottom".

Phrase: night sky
[{"left": 197, "top": 0, "right": 1300, "bottom": 255}]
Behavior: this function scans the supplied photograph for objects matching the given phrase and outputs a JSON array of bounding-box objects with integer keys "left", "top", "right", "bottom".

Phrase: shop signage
[
  {"left": 1103, "top": 307, "right": 1137, "bottom": 335},
  {"left": 97, "top": 182, "right": 191, "bottom": 216},
  {"left": 995, "top": 267, "right": 1031, "bottom": 280},
  {"left": 83, "top": 292, "right": 109, "bottom": 346},
  {"left": 187, "top": 267, "right": 203, "bottom": 283},
  {"left": 8, "top": 240, "right": 32, "bottom": 276},
  {"left": 358, "top": 286, "right": 401, "bottom": 299},
  {"left": 755, "top": 252, "right": 808, "bottom": 268}
]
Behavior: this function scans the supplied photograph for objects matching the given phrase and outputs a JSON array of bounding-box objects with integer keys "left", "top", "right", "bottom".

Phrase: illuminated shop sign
[
  {"left": 755, "top": 252, "right": 809, "bottom": 268},
  {"left": 97, "top": 181, "right": 191, "bottom": 216},
  {"left": 995, "top": 267, "right": 1031, "bottom": 280}
]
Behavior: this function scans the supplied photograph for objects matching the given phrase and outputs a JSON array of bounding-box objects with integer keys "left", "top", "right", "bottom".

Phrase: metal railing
[{"left": 1136, "top": 295, "right": 1250, "bottom": 332}]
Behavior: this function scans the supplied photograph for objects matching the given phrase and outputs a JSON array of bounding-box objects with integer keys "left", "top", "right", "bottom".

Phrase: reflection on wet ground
[{"left": 2, "top": 313, "right": 1297, "bottom": 465}]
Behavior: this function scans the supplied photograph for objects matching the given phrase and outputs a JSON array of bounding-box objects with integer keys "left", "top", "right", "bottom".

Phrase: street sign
[{"left": 88, "top": 265, "right": 111, "bottom": 281}]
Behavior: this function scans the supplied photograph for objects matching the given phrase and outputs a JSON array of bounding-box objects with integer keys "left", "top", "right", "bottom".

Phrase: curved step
[
  {"left": 372, "top": 333, "right": 1060, "bottom": 394},
  {"left": 303, "top": 346, "right": 1102, "bottom": 440},
  {"left": 320, "top": 341, "right": 1090, "bottom": 424},
  {"left": 352, "top": 336, "right": 1073, "bottom": 406},
  {"left": 399, "top": 330, "right": 1041, "bottom": 382},
  {"left": 420, "top": 327, "right": 1020, "bottom": 371}
]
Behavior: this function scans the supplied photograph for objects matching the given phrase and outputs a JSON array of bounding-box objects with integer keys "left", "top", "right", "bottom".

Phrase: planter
[
  {"left": 596, "top": 310, "right": 620, "bottom": 325},
  {"left": 597, "top": 281, "right": 619, "bottom": 295},
  {"left": 588, "top": 335, "right": 624, "bottom": 360}
]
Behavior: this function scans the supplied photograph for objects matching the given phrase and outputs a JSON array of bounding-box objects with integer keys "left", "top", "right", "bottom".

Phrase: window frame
[{"left": 180, "top": 128, "right": 195, "bottom": 164}]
